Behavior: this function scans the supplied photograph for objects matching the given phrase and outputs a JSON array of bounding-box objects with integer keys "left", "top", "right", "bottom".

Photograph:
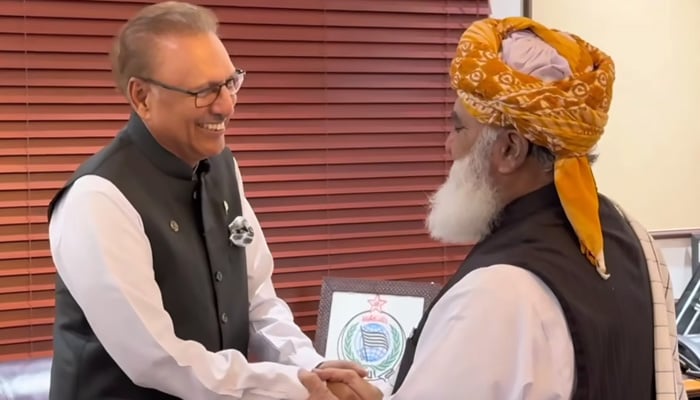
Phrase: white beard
[{"left": 426, "top": 133, "right": 502, "bottom": 244}]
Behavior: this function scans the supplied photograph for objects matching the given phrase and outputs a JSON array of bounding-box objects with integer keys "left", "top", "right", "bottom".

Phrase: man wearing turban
[{"left": 312, "top": 16, "right": 686, "bottom": 400}]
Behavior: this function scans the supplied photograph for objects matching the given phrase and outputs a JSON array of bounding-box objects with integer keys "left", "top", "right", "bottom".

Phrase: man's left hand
[{"left": 316, "top": 360, "right": 368, "bottom": 378}]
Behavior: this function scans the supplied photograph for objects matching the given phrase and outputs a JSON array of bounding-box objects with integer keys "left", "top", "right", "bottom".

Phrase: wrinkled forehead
[{"left": 151, "top": 32, "right": 234, "bottom": 85}]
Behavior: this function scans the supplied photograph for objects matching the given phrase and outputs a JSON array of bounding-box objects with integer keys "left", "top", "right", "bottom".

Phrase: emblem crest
[{"left": 337, "top": 295, "right": 406, "bottom": 381}]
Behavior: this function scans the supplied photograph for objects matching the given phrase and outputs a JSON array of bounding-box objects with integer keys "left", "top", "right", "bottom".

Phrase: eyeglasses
[{"left": 138, "top": 68, "right": 246, "bottom": 108}]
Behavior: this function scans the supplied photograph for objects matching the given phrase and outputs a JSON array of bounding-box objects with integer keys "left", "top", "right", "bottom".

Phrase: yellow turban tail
[
  {"left": 450, "top": 17, "right": 614, "bottom": 279},
  {"left": 555, "top": 157, "right": 607, "bottom": 279}
]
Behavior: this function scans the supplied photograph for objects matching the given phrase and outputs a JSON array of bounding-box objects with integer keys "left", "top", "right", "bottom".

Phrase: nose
[
  {"left": 210, "top": 86, "right": 236, "bottom": 116},
  {"left": 445, "top": 130, "right": 456, "bottom": 160}
]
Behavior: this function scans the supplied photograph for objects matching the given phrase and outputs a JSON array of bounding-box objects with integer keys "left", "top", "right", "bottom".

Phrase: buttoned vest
[{"left": 48, "top": 114, "right": 250, "bottom": 399}]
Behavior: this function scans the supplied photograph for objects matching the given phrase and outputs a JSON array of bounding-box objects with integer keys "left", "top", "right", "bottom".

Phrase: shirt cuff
[
  {"left": 371, "top": 380, "right": 394, "bottom": 400},
  {"left": 265, "top": 364, "right": 311, "bottom": 400},
  {"left": 289, "top": 347, "right": 326, "bottom": 371}
]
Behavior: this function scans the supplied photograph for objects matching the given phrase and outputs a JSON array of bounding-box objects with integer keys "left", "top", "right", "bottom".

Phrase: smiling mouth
[{"left": 197, "top": 121, "right": 227, "bottom": 132}]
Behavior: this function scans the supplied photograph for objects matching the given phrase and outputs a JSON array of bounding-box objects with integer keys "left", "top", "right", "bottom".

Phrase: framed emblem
[{"left": 314, "top": 277, "right": 440, "bottom": 384}]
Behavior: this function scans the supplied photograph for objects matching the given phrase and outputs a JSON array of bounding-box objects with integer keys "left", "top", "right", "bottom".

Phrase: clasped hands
[{"left": 299, "top": 360, "right": 384, "bottom": 400}]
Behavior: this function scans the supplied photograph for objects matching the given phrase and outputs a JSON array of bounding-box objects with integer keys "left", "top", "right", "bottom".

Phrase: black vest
[
  {"left": 393, "top": 184, "right": 655, "bottom": 399},
  {"left": 47, "top": 114, "right": 250, "bottom": 399}
]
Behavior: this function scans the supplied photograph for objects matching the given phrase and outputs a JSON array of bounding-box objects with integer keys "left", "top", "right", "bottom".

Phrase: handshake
[{"left": 298, "top": 360, "right": 385, "bottom": 400}]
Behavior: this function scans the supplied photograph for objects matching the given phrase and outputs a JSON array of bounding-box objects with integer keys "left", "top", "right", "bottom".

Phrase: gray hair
[
  {"left": 530, "top": 144, "right": 599, "bottom": 172},
  {"left": 482, "top": 126, "right": 598, "bottom": 172},
  {"left": 109, "top": 1, "right": 219, "bottom": 95}
]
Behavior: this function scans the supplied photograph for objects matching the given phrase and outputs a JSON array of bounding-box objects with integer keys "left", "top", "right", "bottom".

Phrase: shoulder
[
  {"left": 79, "top": 134, "right": 134, "bottom": 174},
  {"left": 440, "top": 264, "right": 570, "bottom": 331},
  {"left": 65, "top": 175, "right": 130, "bottom": 203},
  {"left": 52, "top": 175, "right": 140, "bottom": 225},
  {"left": 452, "top": 264, "right": 560, "bottom": 302},
  {"left": 416, "top": 265, "right": 575, "bottom": 398}
]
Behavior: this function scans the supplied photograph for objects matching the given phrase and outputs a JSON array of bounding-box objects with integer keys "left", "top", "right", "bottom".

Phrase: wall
[
  {"left": 530, "top": 0, "right": 700, "bottom": 296},
  {"left": 489, "top": 0, "right": 700, "bottom": 294},
  {"left": 530, "top": 0, "right": 700, "bottom": 231}
]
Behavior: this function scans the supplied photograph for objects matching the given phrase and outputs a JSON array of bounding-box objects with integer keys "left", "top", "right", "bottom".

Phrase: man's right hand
[
  {"left": 299, "top": 369, "right": 337, "bottom": 400},
  {"left": 299, "top": 369, "right": 363, "bottom": 400},
  {"left": 313, "top": 369, "right": 383, "bottom": 400}
]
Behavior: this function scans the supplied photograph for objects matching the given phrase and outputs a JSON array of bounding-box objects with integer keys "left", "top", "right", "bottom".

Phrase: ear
[
  {"left": 127, "top": 77, "right": 152, "bottom": 118},
  {"left": 493, "top": 129, "right": 530, "bottom": 174}
]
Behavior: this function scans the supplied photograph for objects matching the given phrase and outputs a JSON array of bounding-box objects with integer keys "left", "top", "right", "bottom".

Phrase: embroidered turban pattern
[{"left": 450, "top": 17, "right": 615, "bottom": 278}]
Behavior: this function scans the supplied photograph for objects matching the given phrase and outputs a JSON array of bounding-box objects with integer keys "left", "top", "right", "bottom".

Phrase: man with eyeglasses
[{"left": 46, "top": 2, "right": 365, "bottom": 399}]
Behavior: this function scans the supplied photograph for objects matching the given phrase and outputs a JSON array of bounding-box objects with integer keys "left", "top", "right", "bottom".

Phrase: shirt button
[
  {"left": 214, "top": 271, "right": 223, "bottom": 282},
  {"left": 221, "top": 313, "right": 228, "bottom": 324}
]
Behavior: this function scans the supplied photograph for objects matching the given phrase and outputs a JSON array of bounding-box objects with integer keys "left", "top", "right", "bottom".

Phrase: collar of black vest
[
  {"left": 492, "top": 183, "right": 561, "bottom": 232},
  {"left": 123, "top": 112, "right": 200, "bottom": 180}
]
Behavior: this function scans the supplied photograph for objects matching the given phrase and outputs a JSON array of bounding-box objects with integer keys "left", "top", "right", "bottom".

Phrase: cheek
[
  {"left": 447, "top": 132, "right": 475, "bottom": 160},
  {"left": 180, "top": 109, "right": 207, "bottom": 136},
  {"left": 153, "top": 97, "right": 190, "bottom": 124},
  {"left": 445, "top": 131, "right": 457, "bottom": 156}
]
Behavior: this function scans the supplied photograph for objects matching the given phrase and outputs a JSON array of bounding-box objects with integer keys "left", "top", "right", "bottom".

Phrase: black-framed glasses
[{"left": 138, "top": 68, "right": 246, "bottom": 108}]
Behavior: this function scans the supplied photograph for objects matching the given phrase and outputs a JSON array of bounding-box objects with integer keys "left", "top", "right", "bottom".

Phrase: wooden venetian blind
[{"left": 0, "top": 0, "right": 488, "bottom": 361}]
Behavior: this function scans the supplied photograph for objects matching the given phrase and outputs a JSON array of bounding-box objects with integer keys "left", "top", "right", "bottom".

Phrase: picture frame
[
  {"left": 488, "top": 0, "right": 531, "bottom": 18},
  {"left": 523, "top": 0, "right": 531, "bottom": 18},
  {"left": 675, "top": 233, "right": 700, "bottom": 335},
  {"left": 314, "top": 277, "right": 441, "bottom": 383},
  {"left": 692, "top": 233, "right": 700, "bottom": 276}
]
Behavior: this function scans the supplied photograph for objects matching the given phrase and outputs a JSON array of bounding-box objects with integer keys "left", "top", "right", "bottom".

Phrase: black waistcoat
[
  {"left": 393, "top": 184, "right": 655, "bottom": 399},
  {"left": 47, "top": 114, "right": 250, "bottom": 399}
]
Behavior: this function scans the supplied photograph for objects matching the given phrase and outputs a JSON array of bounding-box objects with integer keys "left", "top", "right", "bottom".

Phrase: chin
[
  {"left": 198, "top": 133, "right": 228, "bottom": 158},
  {"left": 425, "top": 145, "right": 501, "bottom": 245},
  {"left": 426, "top": 180, "right": 500, "bottom": 244}
]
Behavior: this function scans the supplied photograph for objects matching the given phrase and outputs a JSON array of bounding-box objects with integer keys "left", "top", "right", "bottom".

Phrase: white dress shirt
[
  {"left": 377, "top": 264, "right": 576, "bottom": 400},
  {"left": 48, "top": 159, "right": 325, "bottom": 400}
]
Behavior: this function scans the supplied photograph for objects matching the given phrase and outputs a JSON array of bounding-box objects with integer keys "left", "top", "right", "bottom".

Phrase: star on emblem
[{"left": 368, "top": 295, "right": 388, "bottom": 314}]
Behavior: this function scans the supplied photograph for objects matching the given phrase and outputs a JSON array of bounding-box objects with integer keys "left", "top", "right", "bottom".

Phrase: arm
[
  {"left": 49, "top": 175, "right": 310, "bottom": 400},
  {"left": 391, "top": 265, "right": 575, "bottom": 400},
  {"left": 611, "top": 200, "right": 687, "bottom": 399},
  {"left": 232, "top": 158, "right": 326, "bottom": 370}
]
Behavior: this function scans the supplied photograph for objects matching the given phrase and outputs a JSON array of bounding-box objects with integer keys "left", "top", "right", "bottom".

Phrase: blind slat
[
  {"left": 2, "top": 18, "right": 464, "bottom": 46},
  {"left": 0, "top": 87, "right": 454, "bottom": 105},
  {"left": 0, "top": 0, "right": 486, "bottom": 361},
  {"left": 0, "top": 70, "right": 451, "bottom": 89}
]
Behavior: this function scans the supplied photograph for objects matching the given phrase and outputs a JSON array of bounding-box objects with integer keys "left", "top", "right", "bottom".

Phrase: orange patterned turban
[{"left": 450, "top": 17, "right": 615, "bottom": 279}]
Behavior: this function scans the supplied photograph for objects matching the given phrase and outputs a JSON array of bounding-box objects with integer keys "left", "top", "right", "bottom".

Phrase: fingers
[
  {"left": 299, "top": 369, "right": 323, "bottom": 391},
  {"left": 314, "top": 369, "right": 382, "bottom": 400},
  {"left": 327, "top": 382, "right": 361, "bottom": 400},
  {"left": 314, "top": 368, "right": 357, "bottom": 383},
  {"left": 299, "top": 370, "right": 338, "bottom": 400},
  {"left": 330, "top": 360, "right": 368, "bottom": 377},
  {"left": 318, "top": 360, "right": 368, "bottom": 378}
]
